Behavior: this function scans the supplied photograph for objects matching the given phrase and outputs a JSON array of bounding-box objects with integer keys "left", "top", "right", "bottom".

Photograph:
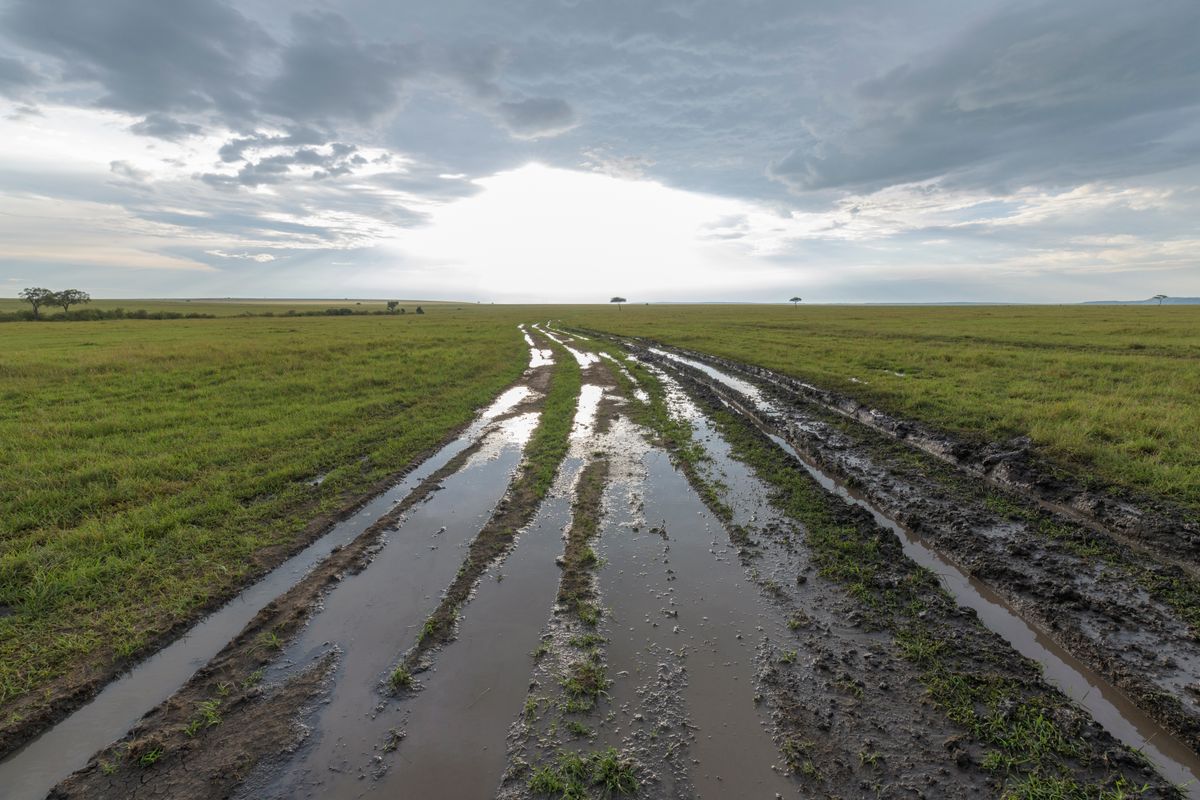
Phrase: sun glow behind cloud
[{"left": 385, "top": 163, "right": 807, "bottom": 301}]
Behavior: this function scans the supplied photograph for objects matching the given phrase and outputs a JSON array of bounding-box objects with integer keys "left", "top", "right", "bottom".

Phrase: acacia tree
[
  {"left": 1153, "top": 294, "right": 1168, "bottom": 306},
  {"left": 789, "top": 296, "right": 802, "bottom": 307},
  {"left": 610, "top": 296, "right": 626, "bottom": 311},
  {"left": 386, "top": 300, "right": 399, "bottom": 313},
  {"left": 18, "top": 287, "right": 55, "bottom": 319},
  {"left": 53, "top": 289, "right": 91, "bottom": 314}
]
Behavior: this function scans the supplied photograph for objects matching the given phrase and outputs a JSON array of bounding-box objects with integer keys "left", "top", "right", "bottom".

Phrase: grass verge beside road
[{"left": 0, "top": 313, "right": 525, "bottom": 725}]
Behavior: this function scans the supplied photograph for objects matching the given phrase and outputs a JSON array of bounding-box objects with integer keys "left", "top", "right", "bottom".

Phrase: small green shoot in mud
[
  {"left": 786, "top": 613, "right": 807, "bottom": 631},
  {"left": 196, "top": 698, "right": 222, "bottom": 728},
  {"left": 778, "top": 648, "right": 798, "bottom": 664},
  {"left": 531, "top": 641, "right": 552, "bottom": 660},
  {"left": 528, "top": 765, "right": 567, "bottom": 795},
  {"left": 566, "top": 720, "right": 593, "bottom": 738},
  {"left": 99, "top": 760, "right": 117, "bottom": 776},
  {"left": 389, "top": 665, "right": 414, "bottom": 691},
  {"left": 242, "top": 668, "right": 265, "bottom": 689},
  {"left": 529, "top": 748, "right": 639, "bottom": 798},
  {"left": 576, "top": 602, "right": 601, "bottom": 627},
  {"left": 561, "top": 660, "right": 610, "bottom": 711},
  {"left": 257, "top": 630, "right": 283, "bottom": 651},
  {"left": 859, "top": 749, "right": 881, "bottom": 769},
  {"left": 137, "top": 747, "right": 163, "bottom": 767},
  {"left": 382, "top": 728, "right": 404, "bottom": 752},
  {"left": 568, "top": 632, "right": 606, "bottom": 649},
  {"left": 524, "top": 696, "right": 540, "bottom": 722}
]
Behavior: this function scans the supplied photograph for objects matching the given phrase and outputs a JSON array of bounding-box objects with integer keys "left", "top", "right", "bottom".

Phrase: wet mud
[{"left": 625, "top": 337, "right": 1199, "bottom": 796}]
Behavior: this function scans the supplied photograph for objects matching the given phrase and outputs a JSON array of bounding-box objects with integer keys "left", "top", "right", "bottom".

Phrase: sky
[{"left": 0, "top": 0, "right": 1197, "bottom": 303}]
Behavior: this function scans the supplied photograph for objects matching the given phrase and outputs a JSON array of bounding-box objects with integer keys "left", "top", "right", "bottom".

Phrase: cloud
[
  {"left": 263, "top": 11, "right": 415, "bottom": 125},
  {"left": 129, "top": 113, "right": 204, "bottom": 140},
  {"left": 495, "top": 96, "right": 578, "bottom": 139},
  {"left": 5, "top": 0, "right": 268, "bottom": 119},
  {"left": 0, "top": 56, "right": 40, "bottom": 97},
  {"left": 769, "top": 0, "right": 1200, "bottom": 194},
  {"left": 109, "top": 160, "right": 150, "bottom": 182}
]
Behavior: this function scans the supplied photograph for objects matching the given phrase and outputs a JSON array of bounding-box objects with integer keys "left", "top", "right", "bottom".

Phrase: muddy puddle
[
  {"left": 0, "top": 376, "right": 540, "bottom": 800},
  {"left": 648, "top": 346, "right": 1200, "bottom": 795},
  {"left": 366, "top": 386, "right": 608, "bottom": 797},
  {"left": 597, "top": 447, "right": 800, "bottom": 797},
  {"left": 535, "top": 324, "right": 600, "bottom": 368},
  {"left": 519, "top": 324, "right": 554, "bottom": 368},
  {"left": 236, "top": 413, "right": 536, "bottom": 798}
]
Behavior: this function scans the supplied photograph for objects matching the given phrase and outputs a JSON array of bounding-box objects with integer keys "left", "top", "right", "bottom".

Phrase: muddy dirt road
[{"left": 4, "top": 324, "right": 1197, "bottom": 798}]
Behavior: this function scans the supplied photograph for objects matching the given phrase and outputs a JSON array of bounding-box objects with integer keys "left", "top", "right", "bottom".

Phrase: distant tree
[
  {"left": 18, "top": 287, "right": 55, "bottom": 319},
  {"left": 52, "top": 289, "right": 91, "bottom": 314},
  {"left": 610, "top": 296, "right": 626, "bottom": 311},
  {"left": 386, "top": 300, "right": 399, "bottom": 313},
  {"left": 415, "top": 306, "right": 425, "bottom": 315},
  {"left": 1153, "top": 294, "right": 1168, "bottom": 306},
  {"left": 789, "top": 296, "right": 802, "bottom": 308},
  {"left": 400, "top": 307, "right": 406, "bottom": 314}
]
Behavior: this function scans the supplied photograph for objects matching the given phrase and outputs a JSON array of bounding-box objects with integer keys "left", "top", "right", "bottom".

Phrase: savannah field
[{"left": 2, "top": 302, "right": 1199, "bottom": 799}]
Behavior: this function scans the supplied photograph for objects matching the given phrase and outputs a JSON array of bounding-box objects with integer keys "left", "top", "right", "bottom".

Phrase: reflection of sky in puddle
[
  {"left": 518, "top": 324, "right": 555, "bottom": 367},
  {"left": 534, "top": 324, "right": 600, "bottom": 367},
  {"left": 570, "top": 384, "right": 603, "bottom": 441},
  {"left": 481, "top": 385, "right": 532, "bottom": 419},
  {"left": 649, "top": 348, "right": 778, "bottom": 414},
  {"left": 466, "top": 411, "right": 540, "bottom": 468}
]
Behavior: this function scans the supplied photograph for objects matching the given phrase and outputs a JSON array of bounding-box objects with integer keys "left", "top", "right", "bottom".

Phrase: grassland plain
[
  {"left": 562, "top": 304, "right": 1200, "bottom": 512},
  {"left": 0, "top": 297, "right": 463, "bottom": 319},
  {"left": 0, "top": 311, "right": 527, "bottom": 734}
]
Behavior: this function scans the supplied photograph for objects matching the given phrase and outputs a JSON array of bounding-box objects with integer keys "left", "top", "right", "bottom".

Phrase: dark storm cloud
[
  {"left": 262, "top": 11, "right": 416, "bottom": 126},
  {"left": 769, "top": 0, "right": 1200, "bottom": 194},
  {"left": 0, "top": 55, "right": 40, "bottom": 96},
  {"left": 5, "top": 0, "right": 267, "bottom": 119}
]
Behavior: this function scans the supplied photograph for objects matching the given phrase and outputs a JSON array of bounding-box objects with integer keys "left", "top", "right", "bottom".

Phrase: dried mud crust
[
  {"left": 0, "top": 371, "right": 543, "bottom": 762},
  {"left": 618, "top": 347, "right": 1180, "bottom": 796},
  {"left": 633, "top": 340, "right": 1200, "bottom": 760},
  {"left": 615, "top": 334, "right": 1200, "bottom": 574},
  {"left": 44, "top": 366, "right": 556, "bottom": 799}
]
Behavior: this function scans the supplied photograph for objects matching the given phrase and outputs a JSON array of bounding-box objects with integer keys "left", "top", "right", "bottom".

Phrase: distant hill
[{"left": 1084, "top": 297, "right": 1200, "bottom": 305}]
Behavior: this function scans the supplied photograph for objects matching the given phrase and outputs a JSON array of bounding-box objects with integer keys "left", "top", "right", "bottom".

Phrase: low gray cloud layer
[{"left": 1, "top": 0, "right": 1197, "bottom": 300}]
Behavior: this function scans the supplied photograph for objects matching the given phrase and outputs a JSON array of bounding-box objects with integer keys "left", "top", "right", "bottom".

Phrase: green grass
[
  {"left": 528, "top": 747, "right": 639, "bottom": 798},
  {"left": 562, "top": 304, "right": 1200, "bottom": 510},
  {"left": 0, "top": 311, "right": 526, "bottom": 719}
]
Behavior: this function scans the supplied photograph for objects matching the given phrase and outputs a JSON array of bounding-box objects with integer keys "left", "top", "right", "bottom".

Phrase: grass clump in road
[
  {"left": 528, "top": 747, "right": 639, "bottom": 798},
  {"left": 0, "top": 311, "right": 527, "bottom": 735},
  {"left": 564, "top": 304, "right": 1200, "bottom": 512}
]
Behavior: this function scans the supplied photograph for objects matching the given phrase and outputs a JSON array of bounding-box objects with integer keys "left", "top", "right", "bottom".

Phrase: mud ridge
[{"left": 602, "top": 332, "right": 1200, "bottom": 575}]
